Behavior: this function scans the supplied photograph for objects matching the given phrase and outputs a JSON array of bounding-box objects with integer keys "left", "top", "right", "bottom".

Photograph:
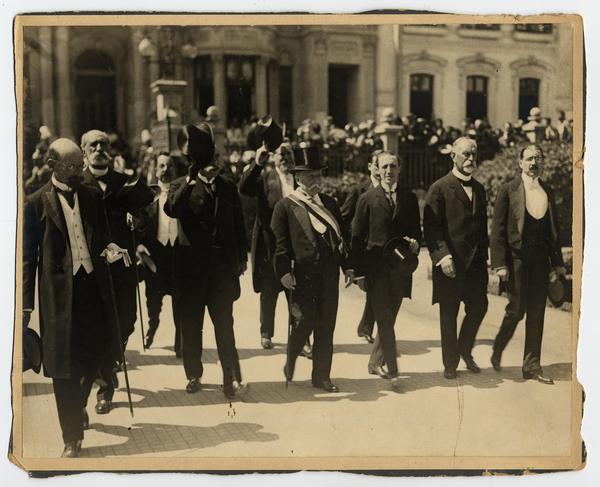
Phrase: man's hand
[
  {"left": 404, "top": 236, "right": 419, "bottom": 254},
  {"left": 344, "top": 269, "right": 355, "bottom": 288},
  {"left": 23, "top": 310, "right": 31, "bottom": 329},
  {"left": 280, "top": 272, "right": 296, "bottom": 290},
  {"left": 440, "top": 258, "right": 456, "bottom": 278},
  {"left": 255, "top": 144, "right": 270, "bottom": 167},
  {"left": 102, "top": 243, "right": 132, "bottom": 267},
  {"left": 496, "top": 267, "right": 509, "bottom": 281}
]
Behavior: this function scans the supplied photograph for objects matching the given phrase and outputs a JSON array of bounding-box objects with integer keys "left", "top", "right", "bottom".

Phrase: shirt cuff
[
  {"left": 436, "top": 254, "right": 453, "bottom": 267},
  {"left": 185, "top": 176, "right": 197, "bottom": 185}
]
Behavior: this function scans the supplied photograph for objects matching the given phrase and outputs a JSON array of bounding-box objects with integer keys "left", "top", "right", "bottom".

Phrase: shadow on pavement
[{"left": 81, "top": 421, "right": 278, "bottom": 457}]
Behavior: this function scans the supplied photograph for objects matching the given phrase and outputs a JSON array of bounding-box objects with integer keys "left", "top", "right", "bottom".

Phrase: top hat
[
  {"left": 23, "top": 328, "right": 42, "bottom": 374},
  {"left": 548, "top": 274, "right": 569, "bottom": 308},
  {"left": 290, "top": 145, "right": 327, "bottom": 172},
  {"left": 177, "top": 123, "right": 215, "bottom": 166},
  {"left": 254, "top": 116, "right": 285, "bottom": 152},
  {"left": 382, "top": 236, "right": 419, "bottom": 278}
]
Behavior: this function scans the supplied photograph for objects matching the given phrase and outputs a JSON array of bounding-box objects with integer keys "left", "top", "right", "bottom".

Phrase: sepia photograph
[{"left": 10, "top": 11, "right": 584, "bottom": 474}]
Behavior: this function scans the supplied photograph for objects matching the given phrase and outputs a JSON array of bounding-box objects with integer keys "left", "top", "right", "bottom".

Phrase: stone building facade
[{"left": 22, "top": 23, "right": 572, "bottom": 150}]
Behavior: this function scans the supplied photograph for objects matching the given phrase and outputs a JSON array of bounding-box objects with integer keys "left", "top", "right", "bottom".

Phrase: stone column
[
  {"left": 268, "top": 60, "right": 280, "bottom": 119},
  {"left": 212, "top": 54, "right": 227, "bottom": 125},
  {"left": 131, "top": 27, "right": 148, "bottom": 145},
  {"left": 359, "top": 36, "right": 376, "bottom": 122},
  {"left": 38, "top": 27, "right": 55, "bottom": 133},
  {"left": 255, "top": 56, "right": 268, "bottom": 117},
  {"left": 55, "top": 27, "right": 72, "bottom": 138},
  {"left": 375, "top": 25, "right": 397, "bottom": 122},
  {"left": 375, "top": 124, "right": 402, "bottom": 154},
  {"left": 303, "top": 34, "right": 328, "bottom": 122}
]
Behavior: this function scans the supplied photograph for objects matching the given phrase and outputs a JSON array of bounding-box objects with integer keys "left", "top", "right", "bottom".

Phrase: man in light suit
[
  {"left": 424, "top": 137, "right": 489, "bottom": 379},
  {"left": 490, "top": 145, "right": 566, "bottom": 384}
]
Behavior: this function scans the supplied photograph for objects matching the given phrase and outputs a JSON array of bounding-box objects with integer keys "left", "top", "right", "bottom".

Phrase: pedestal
[
  {"left": 375, "top": 124, "right": 402, "bottom": 154},
  {"left": 150, "top": 79, "right": 188, "bottom": 154}
]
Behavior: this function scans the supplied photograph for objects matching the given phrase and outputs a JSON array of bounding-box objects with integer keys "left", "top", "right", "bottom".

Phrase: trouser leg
[
  {"left": 311, "top": 266, "right": 339, "bottom": 384},
  {"left": 458, "top": 292, "right": 488, "bottom": 358},
  {"left": 356, "top": 292, "right": 375, "bottom": 337},
  {"left": 53, "top": 377, "right": 85, "bottom": 443},
  {"left": 179, "top": 288, "right": 206, "bottom": 379},
  {"left": 439, "top": 298, "right": 461, "bottom": 371},
  {"left": 259, "top": 278, "right": 280, "bottom": 339},
  {"left": 145, "top": 286, "right": 164, "bottom": 336},
  {"left": 523, "top": 253, "right": 550, "bottom": 373},
  {"left": 493, "top": 262, "right": 526, "bottom": 359},
  {"left": 208, "top": 293, "right": 240, "bottom": 387}
]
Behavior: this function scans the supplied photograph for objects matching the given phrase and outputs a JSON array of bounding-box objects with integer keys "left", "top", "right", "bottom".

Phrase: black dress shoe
[
  {"left": 491, "top": 354, "right": 502, "bottom": 372},
  {"left": 224, "top": 381, "right": 249, "bottom": 399},
  {"left": 523, "top": 371, "right": 554, "bottom": 385},
  {"left": 95, "top": 399, "right": 111, "bottom": 415},
  {"left": 61, "top": 440, "right": 82, "bottom": 458},
  {"left": 461, "top": 354, "right": 481, "bottom": 373},
  {"left": 368, "top": 365, "right": 392, "bottom": 379},
  {"left": 144, "top": 334, "right": 155, "bottom": 349},
  {"left": 283, "top": 364, "right": 294, "bottom": 382},
  {"left": 312, "top": 380, "right": 339, "bottom": 393},
  {"left": 186, "top": 377, "right": 201, "bottom": 393},
  {"left": 358, "top": 332, "right": 375, "bottom": 344},
  {"left": 82, "top": 409, "right": 89, "bottom": 430},
  {"left": 444, "top": 369, "right": 457, "bottom": 380},
  {"left": 261, "top": 337, "right": 274, "bottom": 349}
]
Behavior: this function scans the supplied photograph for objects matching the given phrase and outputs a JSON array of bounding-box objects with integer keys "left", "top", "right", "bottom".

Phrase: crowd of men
[{"left": 22, "top": 113, "right": 567, "bottom": 458}]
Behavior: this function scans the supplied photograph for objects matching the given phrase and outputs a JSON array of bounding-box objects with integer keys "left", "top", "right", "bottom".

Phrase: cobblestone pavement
[{"left": 21, "top": 251, "right": 574, "bottom": 459}]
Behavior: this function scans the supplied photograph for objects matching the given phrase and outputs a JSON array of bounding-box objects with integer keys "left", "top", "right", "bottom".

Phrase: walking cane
[
  {"left": 285, "top": 260, "right": 295, "bottom": 390},
  {"left": 129, "top": 217, "right": 147, "bottom": 351},
  {"left": 104, "top": 255, "right": 135, "bottom": 417}
]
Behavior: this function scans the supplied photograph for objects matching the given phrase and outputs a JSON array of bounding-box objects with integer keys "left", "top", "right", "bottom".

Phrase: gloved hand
[{"left": 280, "top": 272, "right": 296, "bottom": 290}]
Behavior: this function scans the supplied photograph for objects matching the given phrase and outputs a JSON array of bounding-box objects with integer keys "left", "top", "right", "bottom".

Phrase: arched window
[
  {"left": 518, "top": 77, "right": 540, "bottom": 121},
  {"left": 466, "top": 75, "right": 488, "bottom": 120},
  {"left": 410, "top": 73, "right": 434, "bottom": 120}
]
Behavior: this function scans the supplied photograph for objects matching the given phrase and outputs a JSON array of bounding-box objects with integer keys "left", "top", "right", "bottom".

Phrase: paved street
[{"left": 21, "top": 251, "right": 574, "bottom": 460}]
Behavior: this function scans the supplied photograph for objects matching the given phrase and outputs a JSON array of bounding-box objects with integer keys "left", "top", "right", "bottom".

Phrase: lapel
[
  {"left": 374, "top": 185, "right": 393, "bottom": 217},
  {"left": 289, "top": 200, "right": 316, "bottom": 247},
  {"left": 510, "top": 177, "right": 526, "bottom": 236},
  {"left": 42, "top": 185, "right": 68, "bottom": 240},
  {"left": 448, "top": 173, "right": 472, "bottom": 209},
  {"left": 83, "top": 168, "right": 102, "bottom": 192},
  {"left": 77, "top": 187, "right": 95, "bottom": 249},
  {"left": 151, "top": 198, "right": 160, "bottom": 237}
]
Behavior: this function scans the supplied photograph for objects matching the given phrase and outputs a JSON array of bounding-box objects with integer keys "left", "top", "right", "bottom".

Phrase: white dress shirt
[
  {"left": 522, "top": 173, "right": 548, "bottom": 219},
  {"left": 452, "top": 167, "right": 473, "bottom": 201},
  {"left": 276, "top": 167, "right": 295, "bottom": 198},
  {"left": 55, "top": 184, "right": 94, "bottom": 275},
  {"left": 157, "top": 182, "right": 178, "bottom": 246}
]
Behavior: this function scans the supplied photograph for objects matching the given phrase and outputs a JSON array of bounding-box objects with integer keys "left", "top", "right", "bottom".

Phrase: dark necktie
[
  {"left": 385, "top": 191, "right": 395, "bottom": 210},
  {"left": 96, "top": 173, "right": 109, "bottom": 184},
  {"left": 57, "top": 188, "right": 75, "bottom": 209},
  {"left": 459, "top": 179, "right": 473, "bottom": 187}
]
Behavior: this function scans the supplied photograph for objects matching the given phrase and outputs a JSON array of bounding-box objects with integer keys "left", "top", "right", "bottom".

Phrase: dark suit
[
  {"left": 490, "top": 176, "right": 563, "bottom": 373},
  {"left": 239, "top": 162, "right": 295, "bottom": 339},
  {"left": 351, "top": 185, "right": 421, "bottom": 375},
  {"left": 83, "top": 167, "right": 153, "bottom": 403},
  {"left": 271, "top": 192, "right": 348, "bottom": 384},
  {"left": 424, "top": 172, "right": 489, "bottom": 371},
  {"left": 23, "top": 181, "right": 118, "bottom": 443},
  {"left": 341, "top": 178, "right": 376, "bottom": 339},
  {"left": 134, "top": 185, "right": 190, "bottom": 354},
  {"left": 164, "top": 174, "right": 247, "bottom": 386}
]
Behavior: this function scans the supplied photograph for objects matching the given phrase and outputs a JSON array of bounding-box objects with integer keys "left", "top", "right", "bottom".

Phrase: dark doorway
[
  {"left": 410, "top": 73, "right": 434, "bottom": 120},
  {"left": 193, "top": 55, "right": 214, "bottom": 117},
  {"left": 278, "top": 65, "right": 293, "bottom": 127},
  {"left": 75, "top": 50, "right": 117, "bottom": 138},
  {"left": 225, "top": 56, "right": 255, "bottom": 125},
  {"left": 518, "top": 77, "right": 540, "bottom": 121},
  {"left": 466, "top": 75, "right": 488, "bottom": 120},
  {"left": 328, "top": 65, "right": 353, "bottom": 127}
]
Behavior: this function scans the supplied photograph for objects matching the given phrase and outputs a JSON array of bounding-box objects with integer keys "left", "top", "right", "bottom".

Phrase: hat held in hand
[
  {"left": 23, "top": 328, "right": 42, "bottom": 374},
  {"left": 177, "top": 123, "right": 215, "bottom": 167},
  {"left": 382, "top": 236, "right": 419, "bottom": 278},
  {"left": 255, "top": 116, "right": 285, "bottom": 152}
]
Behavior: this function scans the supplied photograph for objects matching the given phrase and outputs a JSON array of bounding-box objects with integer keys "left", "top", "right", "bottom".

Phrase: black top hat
[
  {"left": 23, "top": 328, "right": 42, "bottom": 374},
  {"left": 548, "top": 274, "right": 569, "bottom": 308},
  {"left": 290, "top": 145, "right": 327, "bottom": 172},
  {"left": 177, "top": 123, "right": 215, "bottom": 166},
  {"left": 254, "top": 116, "right": 285, "bottom": 152},
  {"left": 382, "top": 237, "right": 419, "bottom": 278}
]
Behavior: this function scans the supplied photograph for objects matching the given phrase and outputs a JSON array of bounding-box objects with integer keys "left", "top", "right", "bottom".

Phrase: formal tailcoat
[
  {"left": 239, "top": 162, "right": 294, "bottom": 292},
  {"left": 351, "top": 185, "right": 422, "bottom": 297},
  {"left": 163, "top": 174, "right": 248, "bottom": 301},
  {"left": 23, "top": 182, "right": 119, "bottom": 379},
  {"left": 270, "top": 192, "right": 348, "bottom": 280},
  {"left": 490, "top": 176, "right": 564, "bottom": 277},
  {"left": 423, "top": 172, "right": 489, "bottom": 303},
  {"left": 82, "top": 167, "right": 154, "bottom": 337}
]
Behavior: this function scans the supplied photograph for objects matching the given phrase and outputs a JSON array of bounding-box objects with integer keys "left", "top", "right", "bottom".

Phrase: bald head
[
  {"left": 451, "top": 136, "right": 478, "bottom": 177},
  {"left": 47, "top": 138, "right": 84, "bottom": 188},
  {"left": 81, "top": 129, "right": 111, "bottom": 168}
]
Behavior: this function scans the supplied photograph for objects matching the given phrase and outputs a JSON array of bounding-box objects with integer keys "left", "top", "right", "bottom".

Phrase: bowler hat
[
  {"left": 290, "top": 145, "right": 327, "bottom": 172},
  {"left": 382, "top": 236, "right": 419, "bottom": 278},
  {"left": 548, "top": 274, "right": 568, "bottom": 307},
  {"left": 23, "top": 328, "right": 42, "bottom": 374},
  {"left": 255, "top": 116, "right": 285, "bottom": 152},
  {"left": 177, "top": 123, "right": 215, "bottom": 166}
]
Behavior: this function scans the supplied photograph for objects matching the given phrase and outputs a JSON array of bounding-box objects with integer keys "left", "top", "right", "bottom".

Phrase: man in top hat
[
  {"left": 134, "top": 151, "right": 189, "bottom": 355},
  {"left": 341, "top": 150, "right": 382, "bottom": 344},
  {"left": 489, "top": 145, "right": 565, "bottom": 384},
  {"left": 239, "top": 118, "right": 311, "bottom": 356},
  {"left": 271, "top": 145, "right": 351, "bottom": 392},
  {"left": 23, "top": 138, "right": 130, "bottom": 457},
  {"left": 350, "top": 151, "right": 421, "bottom": 389},
  {"left": 424, "top": 137, "right": 489, "bottom": 379},
  {"left": 164, "top": 123, "right": 248, "bottom": 398},
  {"left": 81, "top": 129, "right": 154, "bottom": 415}
]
